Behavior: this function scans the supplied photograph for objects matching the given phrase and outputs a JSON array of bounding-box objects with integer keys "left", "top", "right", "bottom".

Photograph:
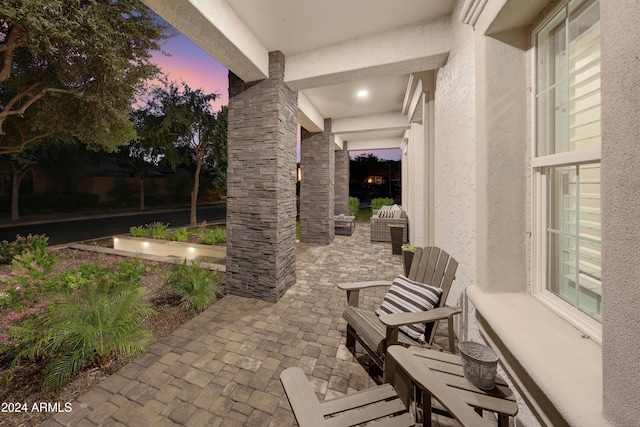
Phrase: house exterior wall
[
  {"left": 426, "top": 0, "right": 640, "bottom": 425},
  {"left": 600, "top": 2, "right": 640, "bottom": 425},
  {"left": 433, "top": 7, "right": 477, "bottom": 316}
]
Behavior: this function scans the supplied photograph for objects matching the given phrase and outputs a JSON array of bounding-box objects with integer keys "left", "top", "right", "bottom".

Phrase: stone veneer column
[
  {"left": 334, "top": 142, "right": 350, "bottom": 216},
  {"left": 226, "top": 51, "right": 297, "bottom": 302},
  {"left": 299, "top": 119, "right": 335, "bottom": 244}
]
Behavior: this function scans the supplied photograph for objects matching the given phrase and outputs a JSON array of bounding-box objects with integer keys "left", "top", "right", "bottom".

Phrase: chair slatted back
[{"left": 407, "top": 247, "right": 458, "bottom": 345}]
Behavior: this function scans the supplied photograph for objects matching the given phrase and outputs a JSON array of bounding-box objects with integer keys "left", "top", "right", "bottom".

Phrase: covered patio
[
  {"left": 43, "top": 223, "right": 458, "bottom": 427},
  {"left": 86, "top": 0, "right": 639, "bottom": 425}
]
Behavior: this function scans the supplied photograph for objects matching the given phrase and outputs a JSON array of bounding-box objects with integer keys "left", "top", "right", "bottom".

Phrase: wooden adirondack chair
[
  {"left": 280, "top": 367, "right": 414, "bottom": 427},
  {"left": 338, "top": 247, "right": 461, "bottom": 370}
]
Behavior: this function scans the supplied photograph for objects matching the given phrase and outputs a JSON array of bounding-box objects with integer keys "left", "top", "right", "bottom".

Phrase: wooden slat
[
  {"left": 407, "top": 247, "right": 424, "bottom": 280},
  {"left": 425, "top": 247, "right": 444, "bottom": 286},
  {"left": 432, "top": 371, "right": 515, "bottom": 401},
  {"left": 280, "top": 367, "right": 328, "bottom": 427},
  {"left": 324, "top": 399, "right": 408, "bottom": 427},
  {"left": 411, "top": 349, "right": 510, "bottom": 388},
  {"left": 361, "top": 413, "right": 415, "bottom": 427},
  {"left": 281, "top": 367, "right": 414, "bottom": 427},
  {"left": 343, "top": 307, "right": 416, "bottom": 351},
  {"left": 321, "top": 384, "right": 398, "bottom": 416},
  {"left": 443, "top": 387, "right": 518, "bottom": 416}
]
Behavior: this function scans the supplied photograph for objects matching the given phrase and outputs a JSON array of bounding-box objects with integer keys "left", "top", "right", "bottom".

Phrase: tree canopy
[
  {"left": 134, "top": 81, "right": 220, "bottom": 224},
  {"left": 0, "top": 0, "right": 172, "bottom": 154}
]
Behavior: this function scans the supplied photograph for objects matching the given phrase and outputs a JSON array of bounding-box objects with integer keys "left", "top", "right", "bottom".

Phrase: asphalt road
[{"left": 0, "top": 204, "right": 227, "bottom": 246}]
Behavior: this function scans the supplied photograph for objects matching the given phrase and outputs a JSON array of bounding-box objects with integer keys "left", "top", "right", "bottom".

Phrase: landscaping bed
[{"left": 0, "top": 240, "right": 224, "bottom": 427}]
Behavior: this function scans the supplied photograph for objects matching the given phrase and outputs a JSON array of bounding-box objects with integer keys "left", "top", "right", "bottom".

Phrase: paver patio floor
[{"left": 42, "top": 223, "right": 455, "bottom": 427}]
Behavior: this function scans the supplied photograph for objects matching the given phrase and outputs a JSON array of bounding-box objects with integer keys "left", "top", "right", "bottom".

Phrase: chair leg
[
  {"left": 448, "top": 317, "right": 456, "bottom": 354},
  {"left": 346, "top": 325, "right": 356, "bottom": 353}
]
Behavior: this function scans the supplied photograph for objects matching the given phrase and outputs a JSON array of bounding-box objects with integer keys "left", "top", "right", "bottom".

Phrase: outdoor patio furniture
[
  {"left": 280, "top": 366, "right": 414, "bottom": 427},
  {"left": 338, "top": 247, "right": 461, "bottom": 370},
  {"left": 334, "top": 214, "right": 356, "bottom": 236},
  {"left": 385, "top": 346, "right": 499, "bottom": 427},
  {"left": 370, "top": 205, "right": 408, "bottom": 243}
]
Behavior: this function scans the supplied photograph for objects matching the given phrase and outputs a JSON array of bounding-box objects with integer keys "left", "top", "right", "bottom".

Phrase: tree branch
[
  {"left": 0, "top": 25, "right": 27, "bottom": 83},
  {"left": 0, "top": 83, "right": 72, "bottom": 133},
  {"left": 0, "top": 117, "right": 58, "bottom": 155}
]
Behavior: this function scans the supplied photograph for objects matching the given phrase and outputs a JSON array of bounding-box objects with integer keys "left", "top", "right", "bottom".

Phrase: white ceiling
[
  {"left": 226, "top": 0, "right": 455, "bottom": 55},
  {"left": 301, "top": 75, "right": 410, "bottom": 119},
  {"left": 146, "top": 0, "right": 456, "bottom": 150}
]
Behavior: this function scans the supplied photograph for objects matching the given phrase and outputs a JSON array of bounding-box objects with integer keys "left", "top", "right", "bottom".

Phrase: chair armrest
[
  {"left": 378, "top": 306, "right": 462, "bottom": 328},
  {"left": 337, "top": 280, "right": 390, "bottom": 290},
  {"left": 280, "top": 367, "right": 325, "bottom": 427},
  {"left": 338, "top": 281, "right": 391, "bottom": 308}
]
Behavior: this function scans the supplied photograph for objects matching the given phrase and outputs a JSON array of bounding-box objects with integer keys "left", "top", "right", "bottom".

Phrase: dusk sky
[{"left": 152, "top": 31, "right": 401, "bottom": 162}]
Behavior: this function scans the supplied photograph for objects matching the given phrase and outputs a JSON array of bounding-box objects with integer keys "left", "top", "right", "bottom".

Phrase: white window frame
[{"left": 530, "top": 0, "right": 602, "bottom": 344}]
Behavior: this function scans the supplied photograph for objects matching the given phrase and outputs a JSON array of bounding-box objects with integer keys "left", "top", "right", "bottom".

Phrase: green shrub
[
  {"left": 165, "top": 260, "right": 221, "bottom": 313},
  {"left": 171, "top": 228, "right": 190, "bottom": 242},
  {"left": 0, "top": 252, "right": 56, "bottom": 358},
  {"left": 18, "top": 286, "right": 153, "bottom": 392},
  {"left": 53, "top": 257, "right": 150, "bottom": 294},
  {"left": 0, "top": 234, "right": 50, "bottom": 264},
  {"left": 0, "top": 240, "right": 57, "bottom": 358},
  {"left": 130, "top": 222, "right": 170, "bottom": 239},
  {"left": 130, "top": 225, "right": 150, "bottom": 237},
  {"left": 148, "top": 222, "right": 169, "bottom": 239},
  {"left": 370, "top": 197, "right": 395, "bottom": 210},
  {"left": 349, "top": 196, "right": 360, "bottom": 217},
  {"left": 200, "top": 227, "right": 226, "bottom": 245}
]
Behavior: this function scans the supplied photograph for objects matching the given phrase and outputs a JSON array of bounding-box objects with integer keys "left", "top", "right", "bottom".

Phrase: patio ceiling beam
[
  {"left": 284, "top": 17, "right": 452, "bottom": 91},
  {"left": 298, "top": 92, "right": 325, "bottom": 133},
  {"left": 143, "top": 0, "right": 269, "bottom": 82},
  {"left": 332, "top": 113, "right": 409, "bottom": 134},
  {"left": 347, "top": 138, "right": 402, "bottom": 151}
]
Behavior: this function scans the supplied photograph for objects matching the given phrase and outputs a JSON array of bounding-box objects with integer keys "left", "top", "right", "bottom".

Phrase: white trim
[
  {"left": 402, "top": 74, "right": 414, "bottom": 115},
  {"left": 534, "top": 291, "right": 602, "bottom": 344},
  {"left": 531, "top": 169, "right": 546, "bottom": 297},
  {"left": 530, "top": 0, "right": 602, "bottom": 339},
  {"left": 531, "top": 146, "right": 601, "bottom": 168},
  {"left": 407, "top": 79, "right": 423, "bottom": 122}
]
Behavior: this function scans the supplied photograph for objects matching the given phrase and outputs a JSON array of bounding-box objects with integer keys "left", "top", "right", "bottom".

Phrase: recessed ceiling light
[{"left": 357, "top": 90, "right": 368, "bottom": 98}]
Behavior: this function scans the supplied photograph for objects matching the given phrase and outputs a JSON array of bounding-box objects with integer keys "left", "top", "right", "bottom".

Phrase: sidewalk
[{"left": 42, "top": 223, "right": 405, "bottom": 427}]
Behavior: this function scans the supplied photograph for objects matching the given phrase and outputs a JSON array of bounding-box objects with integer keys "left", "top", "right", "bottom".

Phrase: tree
[
  {"left": 0, "top": 140, "right": 106, "bottom": 220},
  {"left": 0, "top": 0, "right": 171, "bottom": 154},
  {"left": 0, "top": 150, "right": 37, "bottom": 220},
  {"left": 209, "top": 105, "right": 227, "bottom": 199},
  {"left": 137, "top": 81, "right": 219, "bottom": 225},
  {"left": 121, "top": 107, "right": 172, "bottom": 211}
]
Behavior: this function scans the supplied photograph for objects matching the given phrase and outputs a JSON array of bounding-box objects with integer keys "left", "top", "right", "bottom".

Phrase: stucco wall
[
  {"left": 433, "top": 11, "right": 477, "bottom": 313},
  {"left": 600, "top": 2, "right": 640, "bottom": 425}
]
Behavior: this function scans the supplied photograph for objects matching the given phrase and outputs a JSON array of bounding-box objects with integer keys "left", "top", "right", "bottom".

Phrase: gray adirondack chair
[
  {"left": 280, "top": 367, "right": 414, "bottom": 427},
  {"left": 338, "top": 247, "right": 461, "bottom": 370}
]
